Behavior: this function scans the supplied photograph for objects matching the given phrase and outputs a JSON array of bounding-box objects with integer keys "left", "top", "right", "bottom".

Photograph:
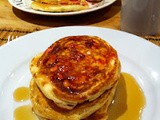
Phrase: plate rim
[{"left": 1, "top": 26, "right": 159, "bottom": 49}]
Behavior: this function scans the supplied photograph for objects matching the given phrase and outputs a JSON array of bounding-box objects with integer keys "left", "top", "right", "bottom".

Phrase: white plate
[
  {"left": 0, "top": 26, "right": 160, "bottom": 120},
  {"left": 8, "top": 0, "right": 116, "bottom": 16}
]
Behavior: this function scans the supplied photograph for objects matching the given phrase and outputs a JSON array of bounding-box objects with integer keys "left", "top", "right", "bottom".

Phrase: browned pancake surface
[{"left": 30, "top": 36, "right": 120, "bottom": 109}]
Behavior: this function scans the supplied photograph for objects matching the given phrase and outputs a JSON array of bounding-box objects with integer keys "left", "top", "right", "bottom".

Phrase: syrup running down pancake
[{"left": 30, "top": 36, "right": 121, "bottom": 110}]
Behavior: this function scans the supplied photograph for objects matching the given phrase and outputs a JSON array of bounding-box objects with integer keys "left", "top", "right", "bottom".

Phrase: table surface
[{"left": 0, "top": 0, "right": 160, "bottom": 46}]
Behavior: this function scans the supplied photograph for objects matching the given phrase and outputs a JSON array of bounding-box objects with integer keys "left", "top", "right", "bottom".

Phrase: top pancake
[{"left": 30, "top": 35, "right": 121, "bottom": 110}]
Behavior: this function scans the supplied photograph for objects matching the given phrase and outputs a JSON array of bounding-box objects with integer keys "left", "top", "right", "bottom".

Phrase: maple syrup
[
  {"left": 13, "top": 87, "right": 30, "bottom": 102},
  {"left": 14, "top": 105, "right": 37, "bottom": 120},
  {"left": 108, "top": 72, "right": 146, "bottom": 120}
]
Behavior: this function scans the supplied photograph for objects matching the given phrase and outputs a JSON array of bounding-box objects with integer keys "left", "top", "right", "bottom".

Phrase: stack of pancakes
[{"left": 29, "top": 36, "right": 121, "bottom": 120}]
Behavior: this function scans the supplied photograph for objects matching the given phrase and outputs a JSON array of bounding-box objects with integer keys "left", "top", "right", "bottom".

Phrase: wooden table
[{"left": 0, "top": 0, "right": 159, "bottom": 46}]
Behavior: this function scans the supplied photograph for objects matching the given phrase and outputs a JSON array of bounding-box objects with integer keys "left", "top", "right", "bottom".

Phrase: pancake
[
  {"left": 30, "top": 35, "right": 121, "bottom": 110},
  {"left": 31, "top": 0, "right": 89, "bottom": 12},
  {"left": 30, "top": 78, "right": 117, "bottom": 120}
]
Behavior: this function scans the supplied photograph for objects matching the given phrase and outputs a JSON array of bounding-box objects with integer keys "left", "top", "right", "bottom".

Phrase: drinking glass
[{"left": 120, "top": 0, "right": 160, "bottom": 36}]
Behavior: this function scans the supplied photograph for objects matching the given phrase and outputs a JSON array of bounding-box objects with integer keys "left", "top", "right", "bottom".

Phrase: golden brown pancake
[
  {"left": 30, "top": 78, "right": 117, "bottom": 120},
  {"left": 31, "top": 0, "right": 89, "bottom": 12},
  {"left": 30, "top": 36, "right": 121, "bottom": 110}
]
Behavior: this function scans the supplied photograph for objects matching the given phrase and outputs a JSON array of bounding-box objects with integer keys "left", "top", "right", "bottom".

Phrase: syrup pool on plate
[
  {"left": 13, "top": 86, "right": 30, "bottom": 102},
  {"left": 108, "top": 72, "right": 146, "bottom": 120},
  {"left": 14, "top": 105, "right": 37, "bottom": 120},
  {"left": 13, "top": 87, "right": 38, "bottom": 120}
]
